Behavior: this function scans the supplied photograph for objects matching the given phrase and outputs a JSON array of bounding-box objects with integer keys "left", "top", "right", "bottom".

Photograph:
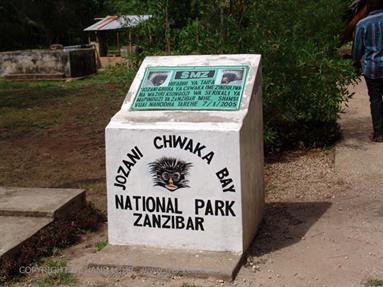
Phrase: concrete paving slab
[
  {"left": 88, "top": 245, "right": 243, "bottom": 280},
  {"left": 0, "top": 187, "right": 85, "bottom": 218},
  {"left": 0, "top": 216, "right": 52, "bottom": 258}
]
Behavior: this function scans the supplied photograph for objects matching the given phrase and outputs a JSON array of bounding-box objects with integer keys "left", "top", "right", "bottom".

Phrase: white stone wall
[{"left": 106, "top": 55, "right": 263, "bottom": 253}]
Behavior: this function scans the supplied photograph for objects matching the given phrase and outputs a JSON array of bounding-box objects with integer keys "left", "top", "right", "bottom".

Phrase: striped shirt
[{"left": 352, "top": 9, "right": 383, "bottom": 79}]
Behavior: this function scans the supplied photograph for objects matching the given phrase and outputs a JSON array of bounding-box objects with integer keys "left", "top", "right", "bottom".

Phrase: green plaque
[{"left": 131, "top": 65, "right": 249, "bottom": 111}]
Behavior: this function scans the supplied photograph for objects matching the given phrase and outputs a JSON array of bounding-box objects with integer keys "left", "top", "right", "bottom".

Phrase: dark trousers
[{"left": 365, "top": 77, "right": 383, "bottom": 136}]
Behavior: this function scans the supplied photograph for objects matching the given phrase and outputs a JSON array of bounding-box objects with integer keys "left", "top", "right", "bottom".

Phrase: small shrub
[
  {"left": 0, "top": 275, "right": 6, "bottom": 285},
  {"left": 248, "top": 0, "right": 357, "bottom": 150},
  {"left": 368, "top": 279, "right": 383, "bottom": 287},
  {"left": 113, "top": 0, "right": 357, "bottom": 151},
  {"left": 45, "top": 258, "right": 66, "bottom": 269},
  {"left": 181, "top": 283, "right": 203, "bottom": 287},
  {"left": 103, "top": 64, "right": 136, "bottom": 90},
  {"left": 34, "top": 272, "right": 76, "bottom": 287},
  {"left": 95, "top": 240, "right": 108, "bottom": 251},
  {"left": 32, "top": 259, "right": 76, "bottom": 287}
]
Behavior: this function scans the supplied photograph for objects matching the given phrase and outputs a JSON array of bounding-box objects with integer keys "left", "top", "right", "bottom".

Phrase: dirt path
[
  {"left": 5, "top": 80, "right": 383, "bottom": 287},
  {"left": 57, "top": 80, "right": 382, "bottom": 287},
  {"left": 243, "top": 79, "right": 383, "bottom": 287}
]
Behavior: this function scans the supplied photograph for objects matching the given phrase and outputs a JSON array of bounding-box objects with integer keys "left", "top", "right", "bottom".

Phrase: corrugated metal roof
[{"left": 84, "top": 15, "right": 152, "bottom": 31}]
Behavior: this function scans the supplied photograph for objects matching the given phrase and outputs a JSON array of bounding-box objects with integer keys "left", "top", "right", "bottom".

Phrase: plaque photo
[{"left": 131, "top": 65, "right": 249, "bottom": 111}]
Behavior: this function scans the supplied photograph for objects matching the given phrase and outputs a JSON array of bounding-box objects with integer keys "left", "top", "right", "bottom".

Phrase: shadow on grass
[
  {"left": 0, "top": 203, "right": 105, "bottom": 281},
  {"left": 249, "top": 201, "right": 332, "bottom": 257},
  {"left": 0, "top": 86, "right": 77, "bottom": 109}
]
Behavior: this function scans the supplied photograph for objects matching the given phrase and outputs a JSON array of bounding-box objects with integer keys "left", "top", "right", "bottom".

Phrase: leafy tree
[
  {"left": 0, "top": 0, "right": 102, "bottom": 51},
  {"left": 1, "top": 0, "right": 357, "bottom": 150},
  {"left": 114, "top": 0, "right": 356, "bottom": 150}
]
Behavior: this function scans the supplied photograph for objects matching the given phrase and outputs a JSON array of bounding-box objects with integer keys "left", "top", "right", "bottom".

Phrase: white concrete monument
[{"left": 105, "top": 55, "right": 264, "bottom": 255}]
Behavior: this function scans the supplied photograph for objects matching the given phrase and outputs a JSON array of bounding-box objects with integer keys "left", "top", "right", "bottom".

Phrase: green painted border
[{"left": 130, "top": 65, "right": 250, "bottom": 111}]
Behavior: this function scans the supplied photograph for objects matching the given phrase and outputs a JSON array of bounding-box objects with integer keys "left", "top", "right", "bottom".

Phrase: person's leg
[{"left": 365, "top": 77, "right": 383, "bottom": 139}]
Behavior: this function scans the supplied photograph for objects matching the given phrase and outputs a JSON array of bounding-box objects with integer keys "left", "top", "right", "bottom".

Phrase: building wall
[
  {"left": 0, "top": 49, "right": 69, "bottom": 77},
  {"left": 0, "top": 48, "right": 96, "bottom": 78}
]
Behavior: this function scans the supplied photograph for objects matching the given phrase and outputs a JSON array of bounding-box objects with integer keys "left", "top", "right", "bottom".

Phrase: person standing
[{"left": 353, "top": 0, "right": 383, "bottom": 142}]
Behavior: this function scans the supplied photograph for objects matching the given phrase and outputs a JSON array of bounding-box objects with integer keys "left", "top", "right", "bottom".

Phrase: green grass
[
  {"left": 0, "top": 65, "right": 135, "bottom": 98},
  {"left": 32, "top": 259, "right": 76, "bottom": 287},
  {"left": 32, "top": 271, "right": 75, "bottom": 287},
  {"left": 0, "top": 275, "right": 6, "bottom": 285},
  {"left": 0, "top": 69, "right": 129, "bottom": 188},
  {"left": 0, "top": 68, "right": 132, "bottom": 140},
  {"left": 0, "top": 274, "right": 24, "bottom": 285},
  {"left": 181, "top": 284, "right": 203, "bottom": 287},
  {"left": 95, "top": 240, "right": 108, "bottom": 251},
  {"left": 45, "top": 258, "right": 66, "bottom": 268},
  {"left": 367, "top": 279, "right": 383, "bottom": 287}
]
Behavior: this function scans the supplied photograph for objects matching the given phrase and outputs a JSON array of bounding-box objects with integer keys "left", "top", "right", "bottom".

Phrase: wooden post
[
  {"left": 129, "top": 30, "right": 132, "bottom": 53},
  {"left": 96, "top": 31, "right": 108, "bottom": 57},
  {"left": 116, "top": 31, "right": 120, "bottom": 55},
  {"left": 165, "top": 0, "right": 171, "bottom": 53},
  {"left": 196, "top": 17, "right": 199, "bottom": 48},
  {"left": 220, "top": 4, "right": 224, "bottom": 53}
]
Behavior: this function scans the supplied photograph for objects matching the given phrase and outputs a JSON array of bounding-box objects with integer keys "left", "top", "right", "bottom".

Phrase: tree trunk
[
  {"left": 165, "top": 0, "right": 171, "bottom": 53},
  {"left": 220, "top": 3, "right": 224, "bottom": 53}
]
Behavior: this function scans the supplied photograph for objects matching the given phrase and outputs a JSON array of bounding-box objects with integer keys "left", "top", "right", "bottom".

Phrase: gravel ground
[
  {"left": 5, "top": 147, "right": 352, "bottom": 287},
  {"left": 265, "top": 149, "right": 347, "bottom": 202}
]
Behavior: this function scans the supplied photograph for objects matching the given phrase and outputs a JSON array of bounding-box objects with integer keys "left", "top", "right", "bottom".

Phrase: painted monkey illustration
[
  {"left": 149, "top": 157, "right": 192, "bottom": 192},
  {"left": 151, "top": 74, "right": 168, "bottom": 86},
  {"left": 220, "top": 70, "right": 244, "bottom": 85},
  {"left": 145, "top": 72, "right": 170, "bottom": 87}
]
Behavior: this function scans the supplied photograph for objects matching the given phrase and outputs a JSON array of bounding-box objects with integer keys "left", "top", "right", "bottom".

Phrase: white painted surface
[{"left": 106, "top": 55, "right": 263, "bottom": 253}]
